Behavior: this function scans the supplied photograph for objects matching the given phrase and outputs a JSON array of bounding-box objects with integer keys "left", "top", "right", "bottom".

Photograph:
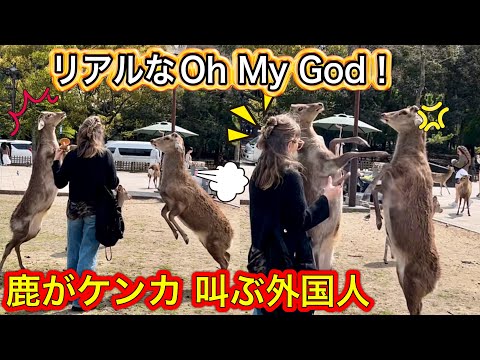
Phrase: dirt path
[{"left": 0, "top": 194, "right": 479, "bottom": 315}]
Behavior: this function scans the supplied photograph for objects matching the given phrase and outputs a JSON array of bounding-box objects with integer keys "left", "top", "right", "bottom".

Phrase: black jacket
[
  {"left": 248, "top": 169, "right": 330, "bottom": 275},
  {"left": 52, "top": 149, "right": 119, "bottom": 204}
]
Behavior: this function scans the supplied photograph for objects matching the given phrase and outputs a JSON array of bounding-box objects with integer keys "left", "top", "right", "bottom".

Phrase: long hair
[
  {"left": 251, "top": 113, "right": 303, "bottom": 190},
  {"left": 76, "top": 115, "right": 106, "bottom": 158}
]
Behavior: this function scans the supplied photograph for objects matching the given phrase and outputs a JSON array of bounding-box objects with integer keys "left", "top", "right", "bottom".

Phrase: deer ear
[{"left": 38, "top": 119, "right": 45, "bottom": 131}]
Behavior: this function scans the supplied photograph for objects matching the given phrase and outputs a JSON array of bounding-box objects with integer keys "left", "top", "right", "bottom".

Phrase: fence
[
  {"left": 114, "top": 161, "right": 149, "bottom": 173},
  {"left": 10, "top": 156, "right": 32, "bottom": 166}
]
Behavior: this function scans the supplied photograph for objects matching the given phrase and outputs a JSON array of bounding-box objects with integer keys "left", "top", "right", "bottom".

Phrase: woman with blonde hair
[
  {"left": 52, "top": 115, "right": 119, "bottom": 312},
  {"left": 248, "top": 113, "right": 346, "bottom": 317}
]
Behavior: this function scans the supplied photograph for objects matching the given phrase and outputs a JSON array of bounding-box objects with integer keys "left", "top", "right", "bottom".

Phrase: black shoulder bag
[{"left": 95, "top": 185, "right": 125, "bottom": 260}]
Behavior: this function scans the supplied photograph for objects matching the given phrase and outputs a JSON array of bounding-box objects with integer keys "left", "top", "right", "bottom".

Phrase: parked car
[
  {"left": 189, "top": 165, "right": 216, "bottom": 197},
  {"left": 241, "top": 136, "right": 262, "bottom": 164},
  {"left": 0, "top": 139, "right": 33, "bottom": 165},
  {"left": 106, "top": 140, "right": 159, "bottom": 164}
]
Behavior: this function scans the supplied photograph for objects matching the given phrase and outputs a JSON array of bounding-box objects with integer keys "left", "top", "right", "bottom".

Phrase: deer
[
  {"left": 290, "top": 102, "right": 389, "bottom": 270},
  {"left": 456, "top": 174, "right": 472, "bottom": 216},
  {"left": 379, "top": 195, "right": 443, "bottom": 264},
  {"left": 116, "top": 184, "right": 132, "bottom": 208},
  {"left": 148, "top": 163, "right": 161, "bottom": 189},
  {"left": 0, "top": 111, "right": 66, "bottom": 272},
  {"left": 361, "top": 105, "right": 441, "bottom": 315},
  {"left": 152, "top": 132, "right": 233, "bottom": 269},
  {"left": 431, "top": 165, "right": 454, "bottom": 196}
]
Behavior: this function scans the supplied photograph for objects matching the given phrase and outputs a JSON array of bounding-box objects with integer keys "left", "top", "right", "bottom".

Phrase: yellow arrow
[
  {"left": 228, "top": 129, "right": 250, "bottom": 142},
  {"left": 230, "top": 106, "right": 257, "bottom": 126},
  {"left": 264, "top": 95, "right": 273, "bottom": 111}
]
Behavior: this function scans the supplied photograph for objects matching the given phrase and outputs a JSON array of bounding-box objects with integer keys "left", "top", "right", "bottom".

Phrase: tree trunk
[{"left": 415, "top": 45, "right": 426, "bottom": 106}]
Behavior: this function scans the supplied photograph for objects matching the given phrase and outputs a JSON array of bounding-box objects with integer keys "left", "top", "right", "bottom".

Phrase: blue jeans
[
  {"left": 252, "top": 308, "right": 263, "bottom": 315},
  {"left": 67, "top": 215, "right": 100, "bottom": 307}
]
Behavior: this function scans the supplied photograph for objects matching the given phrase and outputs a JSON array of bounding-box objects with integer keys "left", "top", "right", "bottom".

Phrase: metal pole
[
  {"left": 348, "top": 90, "right": 361, "bottom": 207},
  {"left": 12, "top": 78, "right": 16, "bottom": 112},
  {"left": 171, "top": 87, "right": 177, "bottom": 133}
]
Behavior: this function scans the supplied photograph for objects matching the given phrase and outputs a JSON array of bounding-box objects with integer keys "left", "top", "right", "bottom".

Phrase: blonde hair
[
  {"left": 76, "top": 115, "right": 106, "bottom": 158},
  {"left": 251, "top": 113, "right": 303, "bottom": 190}
]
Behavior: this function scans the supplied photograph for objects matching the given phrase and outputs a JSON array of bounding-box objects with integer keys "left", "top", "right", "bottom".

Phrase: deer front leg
[
  {"left": 329, "top": 136, "right": 370, "bottom": 154},
  {"left": 332, "top": 151, "right": 389, "bottom": 171},
  {"left": 361, "top": 164, "right": 391, "bottom": 202}
]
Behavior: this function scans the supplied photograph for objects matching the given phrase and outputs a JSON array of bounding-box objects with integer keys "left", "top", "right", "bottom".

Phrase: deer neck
[
  {"left": 38, "top": 128, "right": 59, "bottom": 146},
  {"left": 300, "top": 124, "right": 318, "bottom": 139},
  {"left": 161, "top": 151, "right": 187, "bottom": 177},
  {"left": 392, "top": 129, "right": 427, "bottom": 163}
]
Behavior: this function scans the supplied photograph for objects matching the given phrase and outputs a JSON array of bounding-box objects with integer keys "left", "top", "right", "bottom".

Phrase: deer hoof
[
  {"left": 384, "top": 259, "right": 388, "bottom": 264},
  {"left": 183, "top": 236, "right": 189, "bottom": 245},
  {"left": 376, "top": 220, "right": 383, "bottom": 230}
]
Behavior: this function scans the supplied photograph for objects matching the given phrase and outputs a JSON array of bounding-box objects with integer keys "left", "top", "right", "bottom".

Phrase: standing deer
[
  {"left": 148, "top": 163, "right": 161, "bottom": 189},
  {"left": 152, "top": 132, "right": 233, "bottom": 269},
  {"left": 431, "top": 165, "right": 454, "bottom": 195},
  {"left": 290, "top": 102, "right": 389, "bottom": 270},
  {"left": 362, "top": 105, "right": 441, "bottom": 315},
  {"left": 456, "top": 174, "right": 472, "bottom": 216},
  {"left": 0, "top": 111, "right": 66, "bottom": 272},
  {"left": 380, "top": 195, "right": 443, "bottom": 264}
]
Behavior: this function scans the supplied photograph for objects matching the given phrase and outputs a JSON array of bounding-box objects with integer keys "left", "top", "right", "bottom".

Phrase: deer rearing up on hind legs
[
  {"left": 0, "top": 111, "right": 66, "bottom": 272},
  {"left": 152, "top": 132, "right": 233, "bottom": 270},
  {"left": 290, "top": 102, "right": 390, "bottom": 271},
  {"left": 361, "top": 105, "right": 441, "bottom": 315},
  {"left": 379, "top": 195, "right": 443, "bottom": 264}
]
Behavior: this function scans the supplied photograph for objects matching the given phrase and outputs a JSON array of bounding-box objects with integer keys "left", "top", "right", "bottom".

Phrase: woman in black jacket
[
  {"left": 52, "top": 115, "right": 119, "bottom": 312},
  {"left": 248, "top": 113, "right": 345, "bottom": 316}
]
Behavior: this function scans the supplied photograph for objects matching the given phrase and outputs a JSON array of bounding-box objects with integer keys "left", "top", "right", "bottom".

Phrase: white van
[
  {"left": 105, "top": 140, "right": 158, "bottom": 164},
  {"left": 0, "top": 139, "right": 33, "bottom": 165},
  {"left": 241, "top": 136, "right": 262, "bottom": 164}
]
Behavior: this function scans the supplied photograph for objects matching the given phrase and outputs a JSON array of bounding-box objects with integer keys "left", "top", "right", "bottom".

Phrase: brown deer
[
  {"left": 362, "top": 105, "right": 441, "bottom": 315},
  {"left": 431, "top": 165, "right": 454, "bottom": 195},
  {"left": 116, "top": 184, "right": 132, "bottom": 208},
  {"left": 456, "top": 174, "right": 472, "bottom": 216},
  {"left": 381, "top": 195, "right": 443, "bottom": 264},
  {"left": 0, "top": 111, "right": 66, "bottom": 272},
  {"left": 290, "top": 102, "right": 389, "bottom": 270},
  {"left": 148, "top": 163, "right": 161, "bottom": 189},
  {"left": 152, "top": 132, "right": 233, "bottom": 269}
]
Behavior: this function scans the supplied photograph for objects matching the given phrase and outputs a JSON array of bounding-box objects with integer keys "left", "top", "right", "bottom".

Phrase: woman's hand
[
  {"left": 323, "top": 174, "right": 348, "bottom": 203},
  {"left": 54, "top": 148, "right": 66, "bottom": 162}
]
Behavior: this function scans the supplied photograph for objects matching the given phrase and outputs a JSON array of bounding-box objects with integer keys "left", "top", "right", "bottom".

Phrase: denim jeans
[
  {"left": 67, "top": 215, "right": 100, "bottom": 307},
  {"left": 252, "top": 308, "right": 263, "bottom": 315}
]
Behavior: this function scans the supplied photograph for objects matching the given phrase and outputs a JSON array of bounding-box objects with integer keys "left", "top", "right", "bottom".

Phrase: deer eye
[
  {"left": 400, "top": 110, "right": 408, "bottom": 115},
  {"left": 298, "top": 107, "right": 304, "bottom": 112}
]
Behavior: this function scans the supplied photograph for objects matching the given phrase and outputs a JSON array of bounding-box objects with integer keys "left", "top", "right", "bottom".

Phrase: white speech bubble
[{"left": 196, "top": 161, "right": 249, "bottom": 203}]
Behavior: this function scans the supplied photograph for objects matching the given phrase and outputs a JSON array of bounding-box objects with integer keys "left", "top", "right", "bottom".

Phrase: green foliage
[
  {"left": 427, "top": 131, "right": 455, "bottom": 144},
  {"left": 2, "top": 44, "right": 480, "bottom": 161}
]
